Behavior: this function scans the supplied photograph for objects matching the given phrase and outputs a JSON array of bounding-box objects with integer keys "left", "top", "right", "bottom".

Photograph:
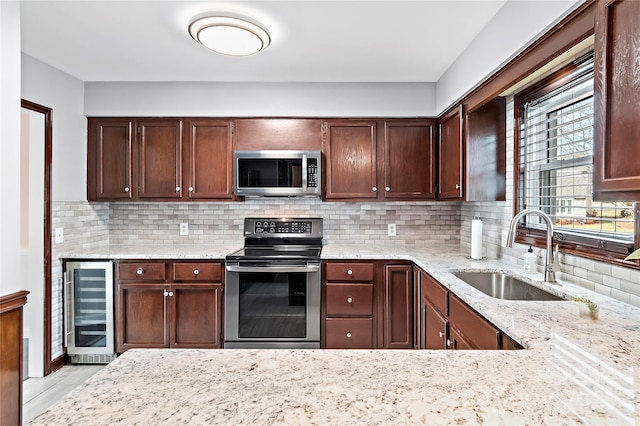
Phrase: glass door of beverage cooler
[{"left": 65, "top": 261, "right": 114, "bottom": 355}]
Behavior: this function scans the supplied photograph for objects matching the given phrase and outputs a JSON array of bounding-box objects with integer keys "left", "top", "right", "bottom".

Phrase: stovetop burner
[{"left": 227, "top": 218, "right": 323, "bottom": 262}]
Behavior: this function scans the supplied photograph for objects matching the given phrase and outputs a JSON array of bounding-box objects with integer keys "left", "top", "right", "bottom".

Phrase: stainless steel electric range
[{"left": 224, "top": 218, "right": 323, "bottom": 349}]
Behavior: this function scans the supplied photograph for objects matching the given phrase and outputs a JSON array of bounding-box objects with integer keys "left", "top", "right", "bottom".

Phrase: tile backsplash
[{"left": 107, "top": 198, "right": 462, "bottom": 246}]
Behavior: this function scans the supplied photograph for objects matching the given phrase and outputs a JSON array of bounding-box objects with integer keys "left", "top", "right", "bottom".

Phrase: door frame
[{"left": 21, "top": 99, "right": 53, "bottom": 375}]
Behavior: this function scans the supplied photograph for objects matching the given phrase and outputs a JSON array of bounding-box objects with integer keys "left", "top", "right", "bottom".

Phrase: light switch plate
[
  {"left": 180, "top": 223, "right": 189, "bottom": 236},
  {"left": 388, "top": 223, "right": 397, "bottom": 237}
]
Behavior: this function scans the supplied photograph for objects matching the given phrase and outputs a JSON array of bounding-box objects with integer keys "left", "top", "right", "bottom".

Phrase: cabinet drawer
[
  {"left": 118, "top": 262, "right": 166, "bottom": 281},
  {"left": 325, "top": 263, "right": 374, "bottom": 282},
  {"left": 325, "top": 318, "right": 373, "bottom": 349},
  {"left": 421, "top": 271, "right": 448, "bottom": 316},
  {"left": 449, "top": 295, "right": 500, "bottom": 350},
  {"left": 326, "top": 283, "right": 373, "bottom": 316},
  {"left": 173, "top": 262, "right": 221, "bottom": 282}
]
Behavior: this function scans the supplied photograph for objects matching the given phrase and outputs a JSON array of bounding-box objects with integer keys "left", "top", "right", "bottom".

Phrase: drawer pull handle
[
  {"left": 347, "top": 269, "right": 353, "bottom": 275},
  {"left": 136, "top": 268, "right": 144, "bottom": 275},
  {"left": 347, "top": 297, "right": 353, "bottom": 303},
  {"left": 193, "top": 269, "right": 200, "bottom": 275},
  {"left": 346, "top": 332, "right": 352, "bottom": 338}
]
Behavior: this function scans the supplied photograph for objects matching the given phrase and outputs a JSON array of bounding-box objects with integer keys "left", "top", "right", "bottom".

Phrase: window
[{"left": 515, "top": 53, "right": 635, "bottom": 258}]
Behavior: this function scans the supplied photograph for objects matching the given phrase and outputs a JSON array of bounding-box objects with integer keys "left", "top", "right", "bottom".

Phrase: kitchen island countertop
[{"left": 43, "top": 242, "right": 640, "bottom": 424}]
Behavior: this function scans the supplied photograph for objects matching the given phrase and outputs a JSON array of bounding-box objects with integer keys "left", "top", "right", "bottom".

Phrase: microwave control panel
[{"left": 307, "top": 160, "right": 318, "bottom": 188}]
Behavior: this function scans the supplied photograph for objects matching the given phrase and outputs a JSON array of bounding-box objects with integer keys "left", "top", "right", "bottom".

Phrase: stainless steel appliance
[
  {"left": 64, "top": 261, "right": 116, "bottom": 363},
  {"left": 233, "top": 150, "right": 321, "bottom": 197},
  {"left": 225, "top": 218, "right": 323, "bottom": 348}
]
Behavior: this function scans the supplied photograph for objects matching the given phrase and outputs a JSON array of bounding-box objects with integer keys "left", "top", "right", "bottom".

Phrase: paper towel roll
[{"left": 471, "top": 216, "right": 483, "bottom": 259}]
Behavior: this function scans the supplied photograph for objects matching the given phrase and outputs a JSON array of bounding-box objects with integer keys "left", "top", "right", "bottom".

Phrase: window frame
[{"left": 513, "top": 56, "right": 639, "bottom": 268}]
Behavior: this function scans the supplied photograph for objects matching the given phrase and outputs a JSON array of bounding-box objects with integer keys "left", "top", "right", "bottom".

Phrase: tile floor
[{"left": 22, "top": 364, "right": 104, "bottom": 425}]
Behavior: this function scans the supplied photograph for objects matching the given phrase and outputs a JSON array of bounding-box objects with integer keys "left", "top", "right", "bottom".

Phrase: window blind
[{"left": 518, "top": 56, "right": 634, "bottom": 242}]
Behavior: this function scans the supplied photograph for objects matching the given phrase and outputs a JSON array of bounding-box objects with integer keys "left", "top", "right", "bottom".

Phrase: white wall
[
  {"left": 21, "top": 54, "right": 86, "bottom": 201},
  {"left": 435, "top": 0, "right": 582, "bottom": 114},
  {"left": 84, "top": 82, "right": 436, "bottom": 117},
  {"left": 0, "top": 1, "right": 22, "bottom": 296}
]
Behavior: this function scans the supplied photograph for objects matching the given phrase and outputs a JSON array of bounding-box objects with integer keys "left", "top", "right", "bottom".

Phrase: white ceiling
[{"left": 20, "top": 1, "right": 507, "bottom": 83}]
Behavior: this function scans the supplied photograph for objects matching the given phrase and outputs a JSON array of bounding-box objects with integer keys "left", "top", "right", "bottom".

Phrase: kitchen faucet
[{"left": 506, "top": 209, "right": 557, "bottom": 283}]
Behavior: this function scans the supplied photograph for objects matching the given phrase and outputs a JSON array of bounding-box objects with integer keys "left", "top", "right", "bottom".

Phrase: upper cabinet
[
  {"left": 322, "top": 119, "right": 437, "bottom": 201},
  {"left": 593, "top": 0, "right": 640, "bottom": 201},
  {"left": 323, "top": 120, "right": 378, "bottom": 200},
  {"left": 186, "top": 120, "right": 234, "bottom": 200},
  {"left": 384, "top": 121, "right": 436, "bottom": 200},
  {"left": 87, "top": 119, "right": 134, "bottom": 200},
  {"left": 437, "top": 100, "right": 506, "bottom": 202},
  {"left": 87, "top": 118, "right": 235, "bottom": 202},
  {"left": 138, "top": 120, "right": 183, "bottom": 199},
  {"left": 465, "top": 97, "right": 506, "bottom": 202},
  {"left": 438, "top": 106, "right": 464, "bottom": 199}
]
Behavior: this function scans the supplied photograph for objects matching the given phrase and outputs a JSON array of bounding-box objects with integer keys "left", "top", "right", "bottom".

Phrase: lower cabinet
[
  {"left": 115, "top": 260, "right": 223, "bottom": 352},
  {"left": 416, "top": 266, "right": 521, "bottom": 351},
  {"left": 322, "top": 261, "right": 414, "bottom": 349}
]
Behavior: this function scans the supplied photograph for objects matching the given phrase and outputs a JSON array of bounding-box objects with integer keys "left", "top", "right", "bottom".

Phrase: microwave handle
[{"left": 302, "top": 154, "right": 308, "bottom": 190}]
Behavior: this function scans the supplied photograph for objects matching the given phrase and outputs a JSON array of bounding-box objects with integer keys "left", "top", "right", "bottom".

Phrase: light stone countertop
[{"left": 41, "top": 242, "right": 639, "bottom": 425}]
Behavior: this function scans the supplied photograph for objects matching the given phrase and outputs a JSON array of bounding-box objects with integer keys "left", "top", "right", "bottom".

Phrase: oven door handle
[{"left": 226, "top": 264, "right": 320, "bottom": 273}]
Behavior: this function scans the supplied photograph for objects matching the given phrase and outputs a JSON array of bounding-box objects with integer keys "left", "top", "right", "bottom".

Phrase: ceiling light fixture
[{"left": 189, "top": 16, "right": 270, "bottom": 56}]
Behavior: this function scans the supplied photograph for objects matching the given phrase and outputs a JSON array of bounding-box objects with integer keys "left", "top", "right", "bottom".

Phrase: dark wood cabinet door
[
  {"left": 88, "top": 119, "right": 133, "bottom": 200},
  {"left": 382, "top": 264, "right": 413, "bottom": 349},
  {"left": 465, "top": 97, "right": 506, "bottom": 201},
  {"left": 594, "top": 0, "right": 640, "bottom": 200},
  {"left": 186, "top": 119, "right": 234, "bottom": 200},
  {"left": 448, "top": 326, "right": 475, "bottom": 350},
  {"left": 138, "top": 120, "right": 183, "bottom": 199},
  {"left": 384, "top": 121, "right": 436, "bottom": 199},
  {"left": 323, "top": 121, "right": 378, "bottom": 199},
  {"left": 438, "top": 106, "right": 464, "bottom": 199},
  {"left": 423, "top": 300, "right": 448, "bottom": 350},
  {"left": 170, "top": 283, "right": 222, "bottom": 348},
  {"left": 448, "top": 294, "right": 501, "bottom": 350},
  {"left": 116, "top": 283, "right": 168, "bottom": 352}
]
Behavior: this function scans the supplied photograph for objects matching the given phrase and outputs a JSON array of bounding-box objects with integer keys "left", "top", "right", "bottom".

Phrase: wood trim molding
[
  {"left": 0, "top": 290, "right": 29, "bottom": 314},
  {"left": 441, "top": 0, "right": 596, "bottom": 117}
]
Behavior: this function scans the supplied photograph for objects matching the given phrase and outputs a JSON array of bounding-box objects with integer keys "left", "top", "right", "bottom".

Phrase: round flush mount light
[{"left": 189, "top": 16, "right": 270, "bottom": 56}]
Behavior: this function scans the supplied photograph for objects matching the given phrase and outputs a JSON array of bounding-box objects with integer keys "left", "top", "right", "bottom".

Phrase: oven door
[{"left": 224, "top": 262, "right": 321, "bottom": 348}]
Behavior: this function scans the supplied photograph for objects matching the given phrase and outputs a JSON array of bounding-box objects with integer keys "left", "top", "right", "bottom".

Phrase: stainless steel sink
[{"left": 453, "top": 272, "right": 565, "bottom": 301}]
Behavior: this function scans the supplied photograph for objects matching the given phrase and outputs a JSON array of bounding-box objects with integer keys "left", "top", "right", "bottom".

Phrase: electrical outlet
[
  {"left": 180, "top": 223, "right": 189, "bottom": 236},
  {"left": 501, "top": 230, "right": 509, "bottom": 247},
  {"left": 54, "top": 227, "right": 64, "bottom": 244},
  {"left": 388, "top": 223, "right": 397, "bottom": 237}
]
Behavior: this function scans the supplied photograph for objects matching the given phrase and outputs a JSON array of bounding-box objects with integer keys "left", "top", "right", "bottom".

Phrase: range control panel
[{"left": 245, "top": 218, "right": 323, "bottom": 237}]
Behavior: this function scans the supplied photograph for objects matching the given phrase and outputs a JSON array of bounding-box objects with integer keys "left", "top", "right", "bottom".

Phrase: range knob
[{"left": 270, "top": 227, "right": 276, "bottom": 233}]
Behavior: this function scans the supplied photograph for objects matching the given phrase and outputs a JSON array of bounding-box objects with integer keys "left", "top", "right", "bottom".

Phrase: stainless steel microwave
[{"left": 233, "top": 150, "right": 322, "bottom": 197}]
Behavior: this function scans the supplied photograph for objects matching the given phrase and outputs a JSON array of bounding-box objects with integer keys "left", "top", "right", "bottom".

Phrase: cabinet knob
[
  {"left": 164, "top": 290, "right": 169, "bottom": 296},
  {"left": 439, "top": 332, "right": 445, "bottom": 338},
  {"left": 347, "top": 269, "right": 353, "bottom": 275},
  {"left": 385, "top": 187, "right": 390, "bottom": 192},
  {"left": 346, "top": 332, "right": 352, "bottom": 338},
  {"left": 136, "top": 268, "right": 143, "bottom": 275},
  {"left": 168, "top": 291, "right": 174, "bottom": 297},
  {"left": 372, "top": 187, "right": 377, "bottom": 192},
  {"left": 347, "top": 297, "right": 353, "bottom": 303},
  {"left": 455, "top": 184, "right": 460, "bottom": 189},
  {"left": 447, "top": 339, "right": 451, "bottom": 348},
  {"left": 188, "top": 187, "right": 194, "bottom": 192},
  {"left": 176, "top": 186, "right": 181, "bottom": 192},
  {"left": 193, "top": 269, "right": 200, "bottom": 275},
  {"left": 124, "top": 187, "right": 130, "bottom": 193}
]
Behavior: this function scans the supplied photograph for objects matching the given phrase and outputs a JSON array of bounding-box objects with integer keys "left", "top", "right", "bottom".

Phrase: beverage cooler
[{"left": 64, "top": 261, "right": 116, "bottom": 364}]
